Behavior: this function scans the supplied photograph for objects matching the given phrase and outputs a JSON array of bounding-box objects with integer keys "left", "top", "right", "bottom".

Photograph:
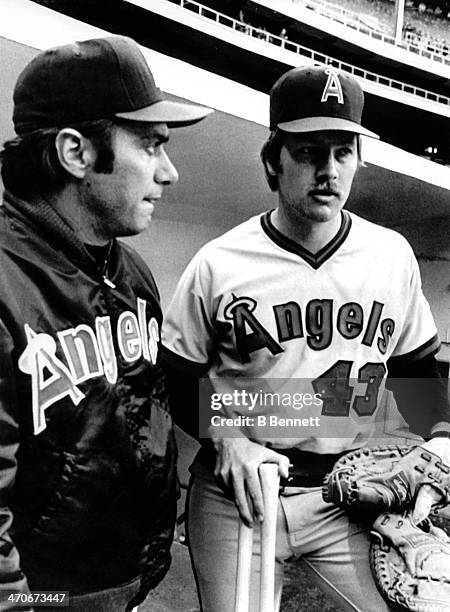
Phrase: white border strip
[{"left": 0, "top": 0, "right": 449, "bottom": 190}]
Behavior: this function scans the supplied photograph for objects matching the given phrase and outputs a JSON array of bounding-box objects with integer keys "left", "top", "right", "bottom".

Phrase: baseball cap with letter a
[{"left": 270, "top": 65, "right": 378, "bottom": 138}]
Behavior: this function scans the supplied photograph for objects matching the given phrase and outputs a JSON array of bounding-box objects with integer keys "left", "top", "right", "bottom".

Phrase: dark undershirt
[{"left": 386, "top": 353, "right": 450, "bottom": 439}]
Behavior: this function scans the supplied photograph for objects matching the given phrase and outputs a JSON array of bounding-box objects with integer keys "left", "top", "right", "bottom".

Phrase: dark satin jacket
[{"left": 0, "top": 191, "right": 177, "bottom": 606}]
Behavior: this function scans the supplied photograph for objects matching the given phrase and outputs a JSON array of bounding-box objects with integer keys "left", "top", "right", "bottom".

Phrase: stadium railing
[
  {"left": 290, "top": 0, "right": 450, "bottom": 65},
  {"left": 172, "top": 0, "right": 450, "bottom": 109}
]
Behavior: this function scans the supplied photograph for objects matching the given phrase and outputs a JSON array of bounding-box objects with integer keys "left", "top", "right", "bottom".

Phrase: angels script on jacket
[{"left": 18, "top": 297, "right": 159, "bottom": 435}]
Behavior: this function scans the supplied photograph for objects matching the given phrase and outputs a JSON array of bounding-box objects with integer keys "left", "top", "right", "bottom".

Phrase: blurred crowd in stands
[
  {"left": 236, "top": 9, "right": 290, "bottom": 44},
  {"left": 302, "top": 0, "right": 449, "bottom": 53},
  {"left": 232, "top": 0, "right": 449, "bottom": 58}
]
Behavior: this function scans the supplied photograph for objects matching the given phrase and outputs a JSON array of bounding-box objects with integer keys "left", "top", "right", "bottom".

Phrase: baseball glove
[
  {"left": 370, "top": 512, "right": 450, "bottom": 611},
  {"left": 322, "top": 445, "right": 450, "bottom": 520}
]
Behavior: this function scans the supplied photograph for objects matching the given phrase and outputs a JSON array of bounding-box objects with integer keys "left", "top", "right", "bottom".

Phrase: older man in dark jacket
[{"left": 0, "top": 35, "right": 211, "bottom": 611}]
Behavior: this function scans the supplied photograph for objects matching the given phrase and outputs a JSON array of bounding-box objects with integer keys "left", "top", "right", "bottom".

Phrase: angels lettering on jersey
[{"left": 224, "top": 293, "right": 394, "bottom": 364}]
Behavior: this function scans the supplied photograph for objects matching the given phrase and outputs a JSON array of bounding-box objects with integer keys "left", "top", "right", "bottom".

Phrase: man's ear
[
  {"left": 263, "top": 157, "right": 278, "bottom": 177},
  {"left": 54, "top": 128, "right": 96, "bottom": 179}
]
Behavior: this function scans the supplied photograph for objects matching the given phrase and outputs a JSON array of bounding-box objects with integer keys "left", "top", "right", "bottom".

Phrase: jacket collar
[{"left": 3, "top": 190, "right": 110, "bottom": 273}]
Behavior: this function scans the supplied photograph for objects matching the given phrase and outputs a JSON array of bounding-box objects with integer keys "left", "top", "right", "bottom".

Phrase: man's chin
[
  {"left": 306, "top": 204, "right": 341, "bottom": 223},
  {"left": 116, "top": 221, "right": 153, "bottom": 238}
]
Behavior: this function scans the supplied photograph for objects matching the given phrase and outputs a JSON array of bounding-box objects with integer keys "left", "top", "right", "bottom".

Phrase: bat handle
[
  {"left": 234, "top": 519, "right": 253, "bottom": 612},
  {"left": 259, "top": 463, "right": 279, "bottom": 612}
]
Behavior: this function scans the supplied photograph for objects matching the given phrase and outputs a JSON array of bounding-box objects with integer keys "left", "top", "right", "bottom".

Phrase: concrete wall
[{"left": 399, "top": 219, "right": 450, "bottom": 362}]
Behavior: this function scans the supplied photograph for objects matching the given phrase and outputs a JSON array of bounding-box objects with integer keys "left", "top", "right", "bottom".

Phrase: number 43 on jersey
[{"left": 312, "top": 360, "right": 386, "bottom": 417}]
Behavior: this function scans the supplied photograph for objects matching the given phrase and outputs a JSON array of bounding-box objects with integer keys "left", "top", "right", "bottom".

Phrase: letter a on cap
[{"left": 321, "top": 68, "right": 344, "bottom": 104}]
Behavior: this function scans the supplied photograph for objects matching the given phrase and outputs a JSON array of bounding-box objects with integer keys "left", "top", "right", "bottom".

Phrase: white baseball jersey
[{"left": 162, "top": 211, "right": 439, "bottom": 454}]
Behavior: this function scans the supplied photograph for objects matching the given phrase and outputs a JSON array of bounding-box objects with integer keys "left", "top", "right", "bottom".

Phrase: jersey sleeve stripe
[
  {"left": 430, "top": 422, "right": 450, "bottom": 437},
  {"left": 389, "top": 334, "right": 441, "bottom": 366},
  {"left": 161, "top": 345, "right": 211, "bottom": 376}
]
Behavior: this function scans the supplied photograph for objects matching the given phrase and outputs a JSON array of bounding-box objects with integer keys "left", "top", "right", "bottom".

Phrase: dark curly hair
[{"left": 0, "top": 119, "right": 115, "bottom": 198}]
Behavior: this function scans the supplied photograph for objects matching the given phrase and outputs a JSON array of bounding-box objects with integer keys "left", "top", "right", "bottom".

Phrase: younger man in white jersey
[{"left": 162, "top": 66, "right": 450, "bottom": 611}]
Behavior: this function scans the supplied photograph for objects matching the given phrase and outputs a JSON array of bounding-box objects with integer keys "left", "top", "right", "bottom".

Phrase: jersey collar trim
[{"left": 260, "top": 210, "right": 352, "bottom": 270}]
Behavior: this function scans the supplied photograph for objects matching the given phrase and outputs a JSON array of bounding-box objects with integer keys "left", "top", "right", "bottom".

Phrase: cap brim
[
  {"left": 277, "top": 116, "right": 379, "bottom": 139},
  {"left": 115, "top": 99, "right": 213, "bottom": 127}
]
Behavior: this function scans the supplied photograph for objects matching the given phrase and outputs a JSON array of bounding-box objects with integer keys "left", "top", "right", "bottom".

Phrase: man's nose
[
  {"left": 155, "top": 149, "right": 179, "bottom": 185},
  {"left": 317, "top": 151, "right": 338, "bottom": 181}
]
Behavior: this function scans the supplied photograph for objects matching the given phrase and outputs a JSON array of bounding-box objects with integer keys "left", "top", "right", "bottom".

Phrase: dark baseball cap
[
  {"left": 270, "top": 65, "right": 378, "bottom": 139},
  {"left": 13, "top": 35, "right": 213, "bottom": 135}
]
